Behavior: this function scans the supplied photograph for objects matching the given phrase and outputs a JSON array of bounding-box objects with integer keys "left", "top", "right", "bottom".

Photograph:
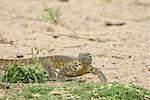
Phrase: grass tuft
[
  {"left": 0, "top": 62, "right": 48, "bottom": 83},
  {"left": 41, "top": 6, "right": 62, "bottom": 23}
]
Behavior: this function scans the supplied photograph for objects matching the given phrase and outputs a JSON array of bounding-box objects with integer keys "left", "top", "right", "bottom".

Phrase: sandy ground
[{"left": 0, "top": 0, "right": 150, "bottom": 88}]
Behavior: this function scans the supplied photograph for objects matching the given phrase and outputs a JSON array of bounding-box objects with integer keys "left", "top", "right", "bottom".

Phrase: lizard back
[{"left": 0, "top": 55, "right": 78, "bottom": 69}]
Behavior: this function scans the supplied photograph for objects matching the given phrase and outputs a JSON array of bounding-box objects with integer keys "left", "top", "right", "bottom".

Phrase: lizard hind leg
[{"left": 43, "top": 62, "right": 57, "bottom": 81}]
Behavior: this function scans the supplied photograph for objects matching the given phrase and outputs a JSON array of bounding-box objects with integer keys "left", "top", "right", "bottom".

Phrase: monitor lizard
[{"left": 0, "top": 53, "right": 107, "bottom": 82}]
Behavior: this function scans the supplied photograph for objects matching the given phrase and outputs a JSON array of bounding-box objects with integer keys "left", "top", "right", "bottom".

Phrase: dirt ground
[{"left": 0, "top": 0, "right": 149, "bottom": 88}]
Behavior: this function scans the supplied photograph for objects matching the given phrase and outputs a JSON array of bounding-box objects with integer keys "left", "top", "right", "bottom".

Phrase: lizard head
[{"left": 78, "top": 53, "right": 92, "bottom": 64}]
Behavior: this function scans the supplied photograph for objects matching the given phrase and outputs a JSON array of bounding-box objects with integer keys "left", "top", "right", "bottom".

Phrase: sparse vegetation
[
  {"left": 41, "top": 6, "right": 62, "bottom": 23},
  {"left": 0, "top": 81, "right": 150, "bottom": 100},
  {"left": 27, "top": 48, "right": 42, "bottom": 64},
  {"left": 0, "top": 48, "right": 47, "bottom": 83},
  {"left": 0, "top": 62, "right": 48, "bottom": 83}
]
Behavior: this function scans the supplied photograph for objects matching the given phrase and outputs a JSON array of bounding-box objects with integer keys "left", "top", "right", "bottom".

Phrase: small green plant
[
  {"left": 27, "top": 47, "right": 42, "bottom": 64},
  {"left": 0, "top": 62, "right": 48, "bottom": 83},
  {"left": 41, "top": 6, "right": 62, "bottom": 23},
  {"left": 0, "top": 47, "right": 47, "bottom": 83},
  {"left": 27, "top": 48, "right": 42, "bottom": 59}
]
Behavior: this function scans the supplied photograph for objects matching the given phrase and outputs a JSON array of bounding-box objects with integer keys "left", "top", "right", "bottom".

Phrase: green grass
[
  {"left": 41, "top": 6, "right": 62, "bottom": 23},
  {"left": 1, "top": 81, "right": 150, "bottom": 100},
  {"left": 0, "top": 48, "right": 47, "bottom": 83},
  {"left": 0, "top": 62, "right": 48, "bottom": 83}
]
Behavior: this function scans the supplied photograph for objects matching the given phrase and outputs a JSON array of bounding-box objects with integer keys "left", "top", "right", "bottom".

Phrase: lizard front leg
[
  {"left": 57, "top": 65, "right": 77, "bottom": 81},
  {"left": 89, "top": 66, "right": 107, "bottom": 83},
  {"left": 57, "top": 63, "right": 86, "bottom": 82}
]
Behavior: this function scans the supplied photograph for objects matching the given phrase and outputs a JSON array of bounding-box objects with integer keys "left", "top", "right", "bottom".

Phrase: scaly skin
[{"left": 0, "top": 53, "right": 107, "bottom": 82}]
